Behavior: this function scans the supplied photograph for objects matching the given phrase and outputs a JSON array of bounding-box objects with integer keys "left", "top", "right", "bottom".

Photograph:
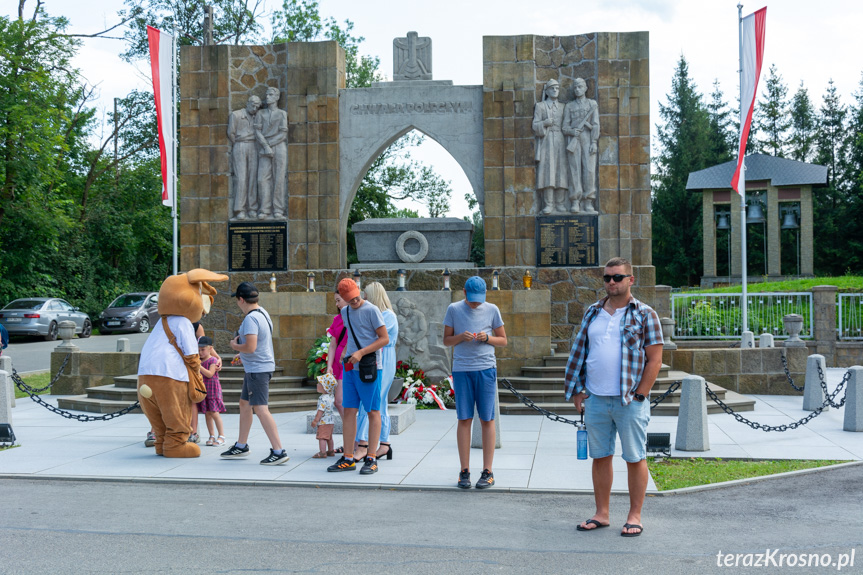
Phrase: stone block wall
[
  {"left": 179, "top": 41, "right": 344, "bottom": 273},
  {"left": 50, "top": 351, "right": 140, "bottom": 395},
  {"left": 662, "top": 346, "right": 808, "bottom": 395},
  {"left": 481, "top": 32, "right": 651, "bottom": 267}
]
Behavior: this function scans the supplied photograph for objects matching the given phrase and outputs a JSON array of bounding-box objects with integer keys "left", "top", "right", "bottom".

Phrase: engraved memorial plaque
[
  {"left": 229, "top": 222, "right": 287, "bottom": 272},
  {"left": 535, "top": 215, "right": 598, "bottom": 267}
]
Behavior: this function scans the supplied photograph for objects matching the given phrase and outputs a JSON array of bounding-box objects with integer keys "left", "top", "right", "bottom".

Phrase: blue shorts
[
  {"left": 342, "top": 363, "right": 382, "bottom": 411},
  {"left": 240, "top": 372, "right": 271, "bottom": 406},
  {"left": 453, "top": 368, "right": 497, "bottom": 421},
  {"left": 584, "top": 394, "right": 650, "bottom": 462}
]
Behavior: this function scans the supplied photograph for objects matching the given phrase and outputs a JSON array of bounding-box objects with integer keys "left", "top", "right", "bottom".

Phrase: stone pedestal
[
  {"left": 803, "top": 354, "right": 828, "bottom": 412},
  {"left": 843, "top": 366, "right": 863, "bottom": 432},
  {"left": 0, "top": 356, "right": 13, "bottom": 408},
  {"left": 305, "top": 403, "right": 416, "bottom": 435},
  {"left": 675, "top": 375, "right": 709, "bottom": 451},
  {"left": 117, "top": 338, "right": 131, "bottom": 352},
  {"left": 783, "top": 314, "right": 806, "bottom": 348},
  {"left": 471, "top": 389, "right": 501, "bottom": 449},
  {"left": 759, "top": 333, "right": 774, "bottom": 348},
  {"left": 660, "top": 317, "right": 677, "bottom": 350},
  {"left": 741, "top": 331, "right": 755, "bottom": 349}
]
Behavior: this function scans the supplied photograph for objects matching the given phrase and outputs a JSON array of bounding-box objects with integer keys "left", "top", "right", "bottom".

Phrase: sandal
[
  {"left": 312, "top": 451, "right": 329, "bottom": 458},
  {"left": 334, "top": 446, "right": 344, "bottom": 454},
  {"left": 215, "top": 435, "right": 226, "bottom": 446},
  {"left": 353, "top": 443, "right": 369, "bottom": 461},
  {"left": 206, "top": 436, "right": 216, "bottom": 446},
  {"left": 327, "top": 450, "right": 335, "bottom": 456}
]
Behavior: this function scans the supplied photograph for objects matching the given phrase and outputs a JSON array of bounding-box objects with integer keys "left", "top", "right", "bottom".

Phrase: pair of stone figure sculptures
[
  {"left": 228, "top": 87, "right": 288, "bottom": 221},
  {"left": 533, "top": 77, "right": 599, "bottom": 215}
]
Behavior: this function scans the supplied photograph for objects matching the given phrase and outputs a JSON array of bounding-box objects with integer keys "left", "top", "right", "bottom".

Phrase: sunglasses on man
[{"left": 603, "top": 274, "right": 632, "bottom": 283}]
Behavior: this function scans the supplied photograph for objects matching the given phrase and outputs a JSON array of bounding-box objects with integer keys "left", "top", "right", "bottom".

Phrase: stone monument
[
  {"left": 533, "top": 79, "right": 568, "bottom": 215},
  {"left": 228, "top": 95, "right": 260, "bottom": 220},
  {"left": 254, "top": 87, "right": 288, "bottom": 220},
  {"left": 562, "top": 78, "right": 599, "bottom": 214},
  {"left": 393, "top": 31, "right": 432, "bottom": 81},
  {"left": 391, "top": 293, "right": 451, "bottom": 382}
]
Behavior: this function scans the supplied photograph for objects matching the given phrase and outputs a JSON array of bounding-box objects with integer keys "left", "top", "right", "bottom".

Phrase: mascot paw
[{"left": 164, "top": 442, "right": 201, "bottom": 458}]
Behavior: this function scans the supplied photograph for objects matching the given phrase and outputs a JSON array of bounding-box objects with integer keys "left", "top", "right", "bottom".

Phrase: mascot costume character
[{"left": 137, "top": 269, "right": 228, "bottom": 457}]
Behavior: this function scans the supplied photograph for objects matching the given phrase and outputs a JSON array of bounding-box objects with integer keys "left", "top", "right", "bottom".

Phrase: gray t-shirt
[
  {"left": 444, "top": 300, "right": 504, "bottom": 372},
  {"left": 238, "top": 307, "right": 275, "bottom": 373},
  {"left": 341, "top": 301, "right": 386, "bottom": 368}
]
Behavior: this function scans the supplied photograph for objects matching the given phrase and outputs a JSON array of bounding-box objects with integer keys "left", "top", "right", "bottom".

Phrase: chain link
[
  {"left": 816, "top": 362, "right": 850, "bottom": 408},
  {"left": 499, "top": 378, "right": 679, "bottom": 427},
  {"left": 779, "top": 353, "right": 805, "bottom": 392},
  {"left": 12, "top": 354, "right": 141, "bottom": 422}
]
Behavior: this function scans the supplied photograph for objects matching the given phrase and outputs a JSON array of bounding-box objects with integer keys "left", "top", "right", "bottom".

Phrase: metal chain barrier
[
  {"left": 499, "top": 378, "right": 680, "bottom": 426},
  {"left": 11, "top": 354, "right": 141, "bottom": 422},
  {"left": 779, "top": 353, "right": 805, "bottom": 392},
  {"left": 816, "top": 363, "right": 850, "bottom": 409}
]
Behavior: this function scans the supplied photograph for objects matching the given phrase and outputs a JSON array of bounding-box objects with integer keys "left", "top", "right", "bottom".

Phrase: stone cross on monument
[{"left": 393, "top": 31, "right": 432, "bottom": 80}]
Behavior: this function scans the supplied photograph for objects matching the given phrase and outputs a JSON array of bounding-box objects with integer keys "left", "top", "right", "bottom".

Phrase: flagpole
[
  {"left": 738, "top": 2, "right": 749, "bottom": 335},
  {"left": 171, "top": 25, "right": 178, "bottom": 276}
]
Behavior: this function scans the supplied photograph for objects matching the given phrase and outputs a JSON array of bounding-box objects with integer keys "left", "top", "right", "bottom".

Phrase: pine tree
[
  {"left": 652, "top": 56, "right": 714, "bottom": 286},
  {"left": 706, "top": 79, "right": 735, "bottom": 164},
  {"left": 789, "top": 81, "right": 818, "bottom": 162},
  {"left": 813, "top": 79, "right": 848, "bottom": 275},
  {"left": 755, "top": 64, "right": 791, "bottom": 157},
  {"left": 842, "top": 73, "right": 863, "bottom": 273}
]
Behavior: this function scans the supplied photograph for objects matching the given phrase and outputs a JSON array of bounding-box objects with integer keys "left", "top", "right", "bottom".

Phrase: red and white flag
[
  {"left": 147, "top": 26, "right": 175, "bottom": 208},
  {"left": 731, "top": 7, "right": 767, "bottom": 194}
]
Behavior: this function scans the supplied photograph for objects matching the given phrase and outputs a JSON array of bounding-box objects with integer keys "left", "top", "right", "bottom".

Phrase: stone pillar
[
  {"left": 759, "top": 333, "right": 774, "bottom": 348},
  {"left": 766, "top": 185, "right": 781, "bottom": 277},
  {"left": 675, "top": 375, "right": 709, "bottom": 451},
  {"left": 702, "top": 192, "right": 716, "bottom": 277},
  {"left": 654, "top": 285, "right": 672, "bottom": 318},
  {"left": 811, "top": 285, "right": 838, "bottom": 364},
  {"left": 471, "top": 390, "right": 501, "bottom": 449},
  {"left": 117, "top": 338, "right": 131, "bottom": 352},
  {"left": 800, "top": 187, "right": 814, "bottom": 276},
  {"left": 803, "top": 354, "right": 828, "bottom": 412},
  {"left": 741, "top": 331, "right": 755, "bottom": 349},
  {"left": 843, "top": 366, "right": 863, "bottom": 432},
  {"left": 730, "top": 194, "right": 743, "bottom": 277},
  {"left": 0, "top": 356, "right": 13, "bottom": 408},
  {"left": 0, "top": 370, "right": 12, "bottom": 427}
]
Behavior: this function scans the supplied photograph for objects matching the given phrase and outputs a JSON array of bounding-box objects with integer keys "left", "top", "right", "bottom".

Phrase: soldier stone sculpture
[
  {"left": 562, "top": 78, "right": 599, "bottom": 214},
  {"left": 228, "top": 95, "right": 261, "bottom": 220},
  {"left": 533, "top": 79, "right": 568, "bottom": 215},
  {"left": 254, "top": 87, "right": 288, "bottom": 220}
]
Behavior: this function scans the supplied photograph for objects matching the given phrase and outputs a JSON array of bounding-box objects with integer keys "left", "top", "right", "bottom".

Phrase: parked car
[
  {"left": 0, "top": 298, "right": 92, "bottom": 341},
  {"left": 99, "top": 292, "right": 159, "bottom": 334}
]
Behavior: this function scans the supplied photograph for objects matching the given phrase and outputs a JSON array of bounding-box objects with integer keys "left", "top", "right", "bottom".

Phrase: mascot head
[{"left": 157, "top": 269, "right": 229, "bottom": 323}]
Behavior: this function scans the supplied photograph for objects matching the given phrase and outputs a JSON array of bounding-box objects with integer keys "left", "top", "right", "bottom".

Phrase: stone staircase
[
  {"left": 498, "top": 354, "right": 756, "bottom": 416},
  {"left": 56, "top": 367, "right": 318, "bottom": 414}
]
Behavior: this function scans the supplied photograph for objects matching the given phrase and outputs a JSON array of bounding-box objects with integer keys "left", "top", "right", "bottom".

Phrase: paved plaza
[{"left": 2, "top": 369, "right": 861, "bottom": 492}]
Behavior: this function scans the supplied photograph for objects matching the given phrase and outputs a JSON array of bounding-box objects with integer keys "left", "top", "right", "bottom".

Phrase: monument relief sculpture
[
  {"left": 254, "top": 87, "right": 288, "bottom": 220},
  {"left": 562, "top": 78, "right": 599, "bottom": 214},
  {"left": 396, "top": 297, "right": 450, "bottom": 380},
  {"left": 228, "top": 95, "right": 260, "bottom": 221},
  {"left": 393, "top": 31, "right": 432, "bottom": 80},
  {"left": 533, "top": 79, "right": 568, "bottom": 215}
]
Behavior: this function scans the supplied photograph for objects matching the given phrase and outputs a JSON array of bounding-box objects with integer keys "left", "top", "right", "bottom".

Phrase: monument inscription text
[
  {"left": 535, "top": 215, "right": 598, "bottom": 267},
  {"left": 229, "top": 222, "right": 287, "bottom": 272}
]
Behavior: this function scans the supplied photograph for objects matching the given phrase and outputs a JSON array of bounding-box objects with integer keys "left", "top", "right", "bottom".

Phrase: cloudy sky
[{"left": 7, "top": 0, "right": 862, "bottom": 217}]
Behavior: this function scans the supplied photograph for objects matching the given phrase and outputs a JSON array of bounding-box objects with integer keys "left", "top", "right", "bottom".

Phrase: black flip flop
[
  {"left": 621, "top": 523, "right": 643, "bottom": 537},
  {"left": 576, "top": 519, "right": 610, "bottom": 532}
]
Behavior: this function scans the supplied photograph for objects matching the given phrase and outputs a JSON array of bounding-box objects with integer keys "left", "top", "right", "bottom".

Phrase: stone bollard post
[
  {"left": 741, "top": 331, "right": 756, "bottom": 349},
  {"left": 803, "top": 354, "right": 828, "bottom": 412},
  {"left": 117, "top": 338, "right": 131, "bottom": 352},
  {"left": 675, "top": 375, "right": 710, "bottom": 451},
  {"left": 843, "top": 366, "right": 863, "bottom": 432},
  {"left": 0, "top": 370, "right": 12, "bottom": 427},
  {"left": 472, "top": 388, "right": 501, "bottom": 449},
  {"left": 759, "top": 333, "right": 774, "bottom": 348},
  {"left": 0, "top": 356, "right": 13, "bottom": 408}
]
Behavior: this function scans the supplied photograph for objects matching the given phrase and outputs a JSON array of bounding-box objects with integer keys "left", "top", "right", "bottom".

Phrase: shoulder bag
[
  {"left": 162, "top": 317, "right": 207, "bottom": 403},
  {"left": 345, "top": 307, "right": 377, "bottom": 383}
]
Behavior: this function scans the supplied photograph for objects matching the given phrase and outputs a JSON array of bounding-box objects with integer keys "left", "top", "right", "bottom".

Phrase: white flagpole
[
  {"left": 738, "top": 2, "right": 749, "bottom": 334},
  {"left": 171, "top": 25, "right": 178, "bottom": 276}
]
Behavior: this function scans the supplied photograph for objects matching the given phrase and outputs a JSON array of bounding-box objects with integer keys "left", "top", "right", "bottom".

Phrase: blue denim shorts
[
  {"left": 342, "top": 364, "right": 382, "bottom": 412},
  {"left": 584, "top": 394, "right": 650, "bottom": 462},
  {"left": 240, "top": 372, "right": 271, "bottom": 406},
  {"left": 453, "top": 368, "right": 497, "bottom": 421}
]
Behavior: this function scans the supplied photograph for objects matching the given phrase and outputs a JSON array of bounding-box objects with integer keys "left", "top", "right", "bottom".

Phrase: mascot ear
[{"left": 185, "top": 269, "right": 228, "bottom": 317}]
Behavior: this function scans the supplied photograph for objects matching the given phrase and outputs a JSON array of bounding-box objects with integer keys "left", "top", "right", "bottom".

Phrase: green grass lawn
[
  {"left": 13, "top": 371, "right": 51, "bottom": 399},
  {"left": 647, "top": 457, "right": 850, "bottom": 490},
  {"left": 688, "top": 276, "right": 863, "bottom": 293}
]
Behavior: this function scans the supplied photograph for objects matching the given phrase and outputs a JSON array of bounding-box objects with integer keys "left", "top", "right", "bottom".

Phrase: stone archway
[{"left": 338, "top": 83, "right": 484, "bottom": 267}]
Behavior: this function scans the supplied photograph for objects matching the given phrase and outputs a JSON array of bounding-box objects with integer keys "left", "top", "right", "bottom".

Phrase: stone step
[
  {"left": 498, "top": 382, "right": 730, "bottom": 404},
  {"left": 84, "top": 384, "right": 141, "bottom": 402},
  {"left": 112, "top": 373, "right": 307, "bottom": 389},
  {"left": 521, "top": 364, "right": 671, "bottom": 379},
  {"left": 650, "top": 390, "right": 756, "bottom": 416},
  {"left": 56, "top": 394, "right": 318, "bottom": 415},
  {"left": 499, "top": 392, "right": 755, "bottom": 416},
  {"left": 221, "top": 387, "right": 319, "bottom": 402}
]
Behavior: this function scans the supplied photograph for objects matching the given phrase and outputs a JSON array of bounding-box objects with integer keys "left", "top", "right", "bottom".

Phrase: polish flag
[
  {"left": 147, "top": 26, "right": 175, "bottom": 208},
  {"left": 731, "top": 7, "right": 767, "bottom": 194}
]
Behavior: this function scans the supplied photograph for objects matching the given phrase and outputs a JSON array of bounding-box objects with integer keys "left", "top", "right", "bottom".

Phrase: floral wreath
[{"left": 396, "top": 357, "right": 455, "bottom": 410}]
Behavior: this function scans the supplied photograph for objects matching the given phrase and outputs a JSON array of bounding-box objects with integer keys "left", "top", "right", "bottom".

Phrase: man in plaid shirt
[{"left": 564, "top": 257, "right": 663, "bottom": 538}]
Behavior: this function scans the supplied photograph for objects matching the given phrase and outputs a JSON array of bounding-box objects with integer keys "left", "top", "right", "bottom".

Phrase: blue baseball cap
[{"left": 464, "top": 276, "right": 487, "bottom": 303}]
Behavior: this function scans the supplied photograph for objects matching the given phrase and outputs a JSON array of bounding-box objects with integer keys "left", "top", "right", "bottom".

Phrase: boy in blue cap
[{"left": 443, "top": 276, "right": 507, "bottom": 489}]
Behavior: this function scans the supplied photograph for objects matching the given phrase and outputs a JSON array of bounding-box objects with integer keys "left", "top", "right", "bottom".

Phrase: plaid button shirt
[{"left": 564, "top": 295, "right": 663, "bottom": 406}]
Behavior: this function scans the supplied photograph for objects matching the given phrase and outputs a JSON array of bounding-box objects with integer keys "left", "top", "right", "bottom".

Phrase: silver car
[
  {"left": 0, "top": 298, "right": 92, "bottom": 341},
  {"left": 99, "top": 292, "right": 159, "bottom": 334}
]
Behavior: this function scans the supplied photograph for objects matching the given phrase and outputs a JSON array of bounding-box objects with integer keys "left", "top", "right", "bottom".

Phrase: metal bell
[
  {"left": 716, "top": 212, "right": 731, "bottom": 230},
  {"left": 780, "top": 209, "right": 799, "bottom": 229},
  {"left": 746, "top": 201, "right": 765, "bottom": 223}
]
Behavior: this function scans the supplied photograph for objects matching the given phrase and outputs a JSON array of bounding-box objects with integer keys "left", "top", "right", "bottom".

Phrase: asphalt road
[
  {"left": 3, "top": 332, "right": 149, "bottom": 374},
  {"left": 0, "top": 464, "right": 861, "bottom": 574}
]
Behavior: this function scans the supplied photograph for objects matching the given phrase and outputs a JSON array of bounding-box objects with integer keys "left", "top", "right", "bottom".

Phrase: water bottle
[{"left": 577, "top": 412, "right": 588, "bottom": 460}]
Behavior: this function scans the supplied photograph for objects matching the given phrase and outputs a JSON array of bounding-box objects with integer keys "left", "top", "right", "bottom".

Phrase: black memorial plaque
[
  {"left": 228, "top": 222, "right": 287, "bottom": 272},
  {"left": 535, "top": 215, "right": 598, "bottom": 267}
]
